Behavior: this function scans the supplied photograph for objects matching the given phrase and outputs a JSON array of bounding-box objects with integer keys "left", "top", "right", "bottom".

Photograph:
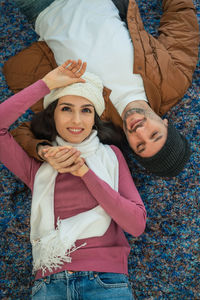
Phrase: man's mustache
[
  {"left": 128, "top": 118, "right": 146, "bottom": 133},
  {"left": 124, "top": 108, "right": 145, "bottom": 122},
  {"left": 123, "top": 108, "right": 146, "bottom": 132}
]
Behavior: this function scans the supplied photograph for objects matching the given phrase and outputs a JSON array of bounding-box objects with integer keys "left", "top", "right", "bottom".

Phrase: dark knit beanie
[{"left": 133, "top": 123, "right": 191, "bottom": 177}]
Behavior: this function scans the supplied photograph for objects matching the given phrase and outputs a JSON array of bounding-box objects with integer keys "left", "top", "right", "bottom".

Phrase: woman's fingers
[
  {"left": 61, "top": 59, "right": 87, "bottom": 77},
  {"left": 61, "top": 59, "right": 73, "bottom": 69},
  {"left": 61, "top": 59, "right": 78, "bottom": 71},
  {"left": 43, "top": 147, "right": 60, "bottom": 157},
  {"left": 42, "top": 146, "right": 84, "bottom": 173},
  {"left": 54, "top": 149, "right": 81, "bottom": 164},
  {"left": 66, "top": 60, "right": 77, "bottom": 71},
  {"left": 70, "top": 59, "right": 81, "bottom": 72},
  {"left": 45, "top": 147, "right": 79, "bottom": 160},
  {"left": 58, "top": 159, "right": 85, "bottom": 174},
  {"left": 76, "top": 61, "right": 87, "bottom": 77}
]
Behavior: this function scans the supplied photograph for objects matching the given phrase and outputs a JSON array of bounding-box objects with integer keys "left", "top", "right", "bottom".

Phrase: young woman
[{"left": 0, "top": 59, "right": 146, "bottom": 299}]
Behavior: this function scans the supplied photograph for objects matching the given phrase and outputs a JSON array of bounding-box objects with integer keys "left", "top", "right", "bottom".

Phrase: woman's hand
[
  {"left": 38, "top": 145, "right": 89, "bottom": 176},
  {"left": 70, "top": 163, "right": 89, "bottom": 177},
  {"left": 42, "top": 59, "right": 87, "bottom": 90},
  {"left": 38, "top": 145, "right": 85, "bottom": 173}
]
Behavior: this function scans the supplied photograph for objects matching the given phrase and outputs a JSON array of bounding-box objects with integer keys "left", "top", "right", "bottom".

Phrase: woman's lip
[
  {"left": 67, "top": 128, "right": 84, "bottom": 134},
  {"left": 129, "top": 119, "right": 144, "bottom": 131}
]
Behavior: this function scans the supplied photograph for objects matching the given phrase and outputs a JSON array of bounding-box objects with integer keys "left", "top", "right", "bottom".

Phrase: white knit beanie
[{"left": 43, "top": 72, "right": 105, "bottom": 116}]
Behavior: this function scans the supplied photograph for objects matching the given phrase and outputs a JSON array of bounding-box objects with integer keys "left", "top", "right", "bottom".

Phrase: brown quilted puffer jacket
[{"left": 3, "top": 0, "right": 199, "bottom": 159}]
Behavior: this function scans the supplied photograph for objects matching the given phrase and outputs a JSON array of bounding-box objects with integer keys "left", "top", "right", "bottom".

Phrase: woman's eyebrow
[
  {"left": 81, "top": 104, "right": 94, "bottom": 108},
  {"left": 59, "top": 103, "right": 94, "bottom": 108},
  {"left": 59, "top": 102, "right": 73, "bottom": 106}
]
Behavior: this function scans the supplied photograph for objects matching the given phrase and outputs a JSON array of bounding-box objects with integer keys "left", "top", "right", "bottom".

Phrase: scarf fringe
[{"left": 32, "top": 221, "right": 87, "bottom": 275}]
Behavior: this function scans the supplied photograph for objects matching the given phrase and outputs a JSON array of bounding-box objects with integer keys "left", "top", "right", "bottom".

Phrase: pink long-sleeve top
[{"left": 0, "top": 80, "right": 146, "bottom": 278}]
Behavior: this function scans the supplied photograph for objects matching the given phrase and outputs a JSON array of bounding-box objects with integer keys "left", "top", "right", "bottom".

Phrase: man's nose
[{"left": 135, "top": 126, "right": 149, "bottom": 139}]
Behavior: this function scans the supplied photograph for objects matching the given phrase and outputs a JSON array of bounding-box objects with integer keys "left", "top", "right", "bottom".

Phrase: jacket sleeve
[
  {"left": 11, "top": 122, "right": 52, "bottom": 161},
  {"left": 3, "top": 41, "right": 57, "bottom": 113},
  {"left": 81, "top": 145, "right": 146, "bottom": 237}
]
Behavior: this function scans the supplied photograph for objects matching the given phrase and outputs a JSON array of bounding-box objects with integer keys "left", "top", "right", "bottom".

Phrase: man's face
[{"left": 123, "top": 108, "right": 168, "bottom": 157}]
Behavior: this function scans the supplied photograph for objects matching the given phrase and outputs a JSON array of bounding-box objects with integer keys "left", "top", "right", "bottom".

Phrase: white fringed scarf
[{"left": 31, "top": 131, "right": 119, "bottom": 274}]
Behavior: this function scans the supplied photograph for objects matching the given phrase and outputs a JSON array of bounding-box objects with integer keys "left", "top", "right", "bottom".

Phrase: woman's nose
[{"left": 72, "top": 112, "right": 81, "bottom": 124}]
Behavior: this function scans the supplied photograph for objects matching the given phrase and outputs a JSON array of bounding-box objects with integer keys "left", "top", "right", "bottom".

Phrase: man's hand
[
  {"left": 42, "top": 59, "right": 87, "bottom": 90},
  {"left": 37, "top": 144, "right": 51, "bottom": 161}
]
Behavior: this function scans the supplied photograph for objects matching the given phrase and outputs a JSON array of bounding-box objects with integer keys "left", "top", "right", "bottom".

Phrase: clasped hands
[{"left": 38, "top": 145, "right": 89, "bottom": 177}]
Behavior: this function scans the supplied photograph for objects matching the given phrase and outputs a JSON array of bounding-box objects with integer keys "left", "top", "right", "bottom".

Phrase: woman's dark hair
[
  {"left": 94, "top": 113, "right": 125, "bottom": 148},
  {"left": 31, "top": 100, "right": 125, "bottom": 147},
  {"left": 31, "top": 100, "right": 58, "bottom": 142}
]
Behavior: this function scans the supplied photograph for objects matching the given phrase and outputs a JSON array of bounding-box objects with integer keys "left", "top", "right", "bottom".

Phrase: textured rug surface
[{"left": 0, "top": 0, "right": 199, "bottom": 299}]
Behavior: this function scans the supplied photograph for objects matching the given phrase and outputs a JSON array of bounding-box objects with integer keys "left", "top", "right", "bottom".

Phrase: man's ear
[{"left": 163, "top": 118, "right": 168, "bottom": 126}]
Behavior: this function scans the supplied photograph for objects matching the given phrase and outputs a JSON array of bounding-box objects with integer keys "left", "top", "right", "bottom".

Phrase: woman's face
[{"left": 54, "top": 95, "right": 95, "bottom": 143}]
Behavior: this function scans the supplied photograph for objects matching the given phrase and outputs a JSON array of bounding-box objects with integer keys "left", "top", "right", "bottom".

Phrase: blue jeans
[
  {"left": 14, "top": 0, "right": 55, "bottom": 23},
  {"left": 14, "top": 0, "right": 129, "bottom": 26},
  {"left": 32, "top": 271, "right": 134, "bottom": 300}
]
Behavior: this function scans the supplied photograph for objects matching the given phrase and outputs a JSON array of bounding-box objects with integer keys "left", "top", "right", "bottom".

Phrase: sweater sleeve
[
  {"left": 0, "top": 80, "right": 50, "bottom": 188},
  {"left": 81, "top": 145, "right": 146, "bottom": 237}
]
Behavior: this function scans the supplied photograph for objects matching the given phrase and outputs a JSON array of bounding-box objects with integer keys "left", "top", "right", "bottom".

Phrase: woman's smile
[{"left": 67, "top": 127, "right": 84, "bottom": 134}]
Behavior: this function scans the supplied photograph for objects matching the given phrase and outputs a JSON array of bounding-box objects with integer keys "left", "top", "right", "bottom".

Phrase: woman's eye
[
  {"left": 82, "top": 108, "right": 92, "bottom": 113},
  {"left": 61, "top": 106, "right": 71, "bottom": 111}
]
